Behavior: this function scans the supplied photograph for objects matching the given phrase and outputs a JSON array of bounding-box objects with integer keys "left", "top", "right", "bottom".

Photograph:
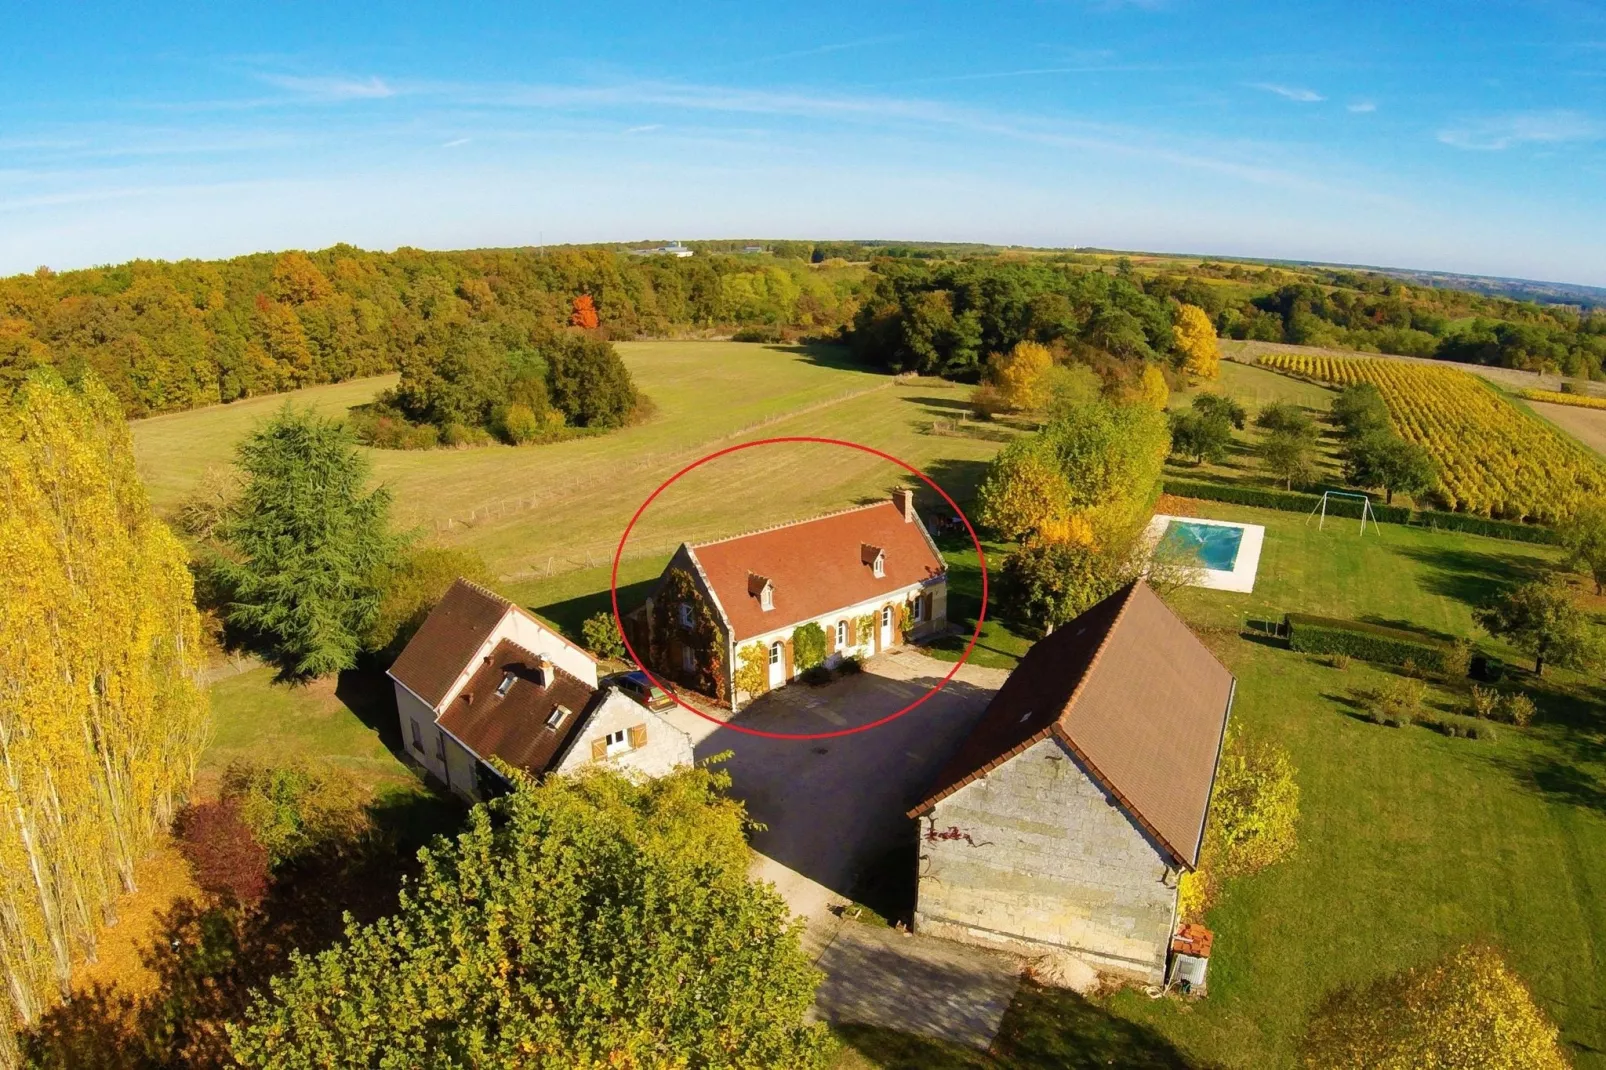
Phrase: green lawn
[
  {"left": 902, "top": 503, "right": 1606, "bottom": 1068},
  {"left": 131, "top": 341, "right": 1010, "bottom": 581}
]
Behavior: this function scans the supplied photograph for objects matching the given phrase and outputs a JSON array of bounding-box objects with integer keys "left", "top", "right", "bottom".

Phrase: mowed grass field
[
  {"left": 131, "top": 342, "right": 1007, "bottom": 581},
  {"left": 903, "top": 502, "right": 1606, "bottom": 1068}
]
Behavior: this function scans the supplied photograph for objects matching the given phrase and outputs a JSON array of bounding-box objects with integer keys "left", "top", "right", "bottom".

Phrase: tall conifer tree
[{"left": 219, "top": 406, "right": 397, "bottom": 678}]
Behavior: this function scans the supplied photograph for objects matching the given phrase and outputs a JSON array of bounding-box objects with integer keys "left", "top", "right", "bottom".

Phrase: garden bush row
[
  {"left": 1162, "top": 479, "right": 1559, "bottom": 545},
  {"left": 1286, "top": 613, "right": 1458, "bottom": 673}
]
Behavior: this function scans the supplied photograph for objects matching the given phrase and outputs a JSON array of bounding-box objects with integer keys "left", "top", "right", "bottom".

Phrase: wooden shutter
[
  {"left": 783, "top": 639, "right": 795, "bottom": 680},
  {"left": 847, "top": 618, "right": 858, "bottom": 645},
  {"left": 590, "top": 737, "right": 607, "bottom": 761},
  {"left": 628, "top": 723, "right": 647, "bottom": 749},
  {"left": 922, "top": 592, "right": 934, "bottom": 624},
  {"left": 825, "top": 622, "right": 836, "bottom": 653}
]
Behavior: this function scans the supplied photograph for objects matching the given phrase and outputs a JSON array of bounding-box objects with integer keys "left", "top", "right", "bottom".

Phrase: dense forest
[
  {"left": 3, "top": 243, "right": 1603, "bottom": 426},
  {"left": 0, "top": 246, "right": 867, "bottom": 418}
]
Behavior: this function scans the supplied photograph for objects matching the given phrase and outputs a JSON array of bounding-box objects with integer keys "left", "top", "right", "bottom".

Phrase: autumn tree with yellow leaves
[
  {"left": 0, "top": 373, "right": 210, "bottom": 1066},
  {"left": 981, "top": 340, "right": 1055, "bottom": 412},
  {"left": 1174, "top": 303, "right": 1221, "bottom": 378},
  {"left": 1300, "top": 944, "right": 1568, "bottom": 1070}
]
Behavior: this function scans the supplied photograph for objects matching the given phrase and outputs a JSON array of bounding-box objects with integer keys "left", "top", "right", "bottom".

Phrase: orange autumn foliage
[{"left": 569, "top": 294, "right": 599, "bottom": 329}]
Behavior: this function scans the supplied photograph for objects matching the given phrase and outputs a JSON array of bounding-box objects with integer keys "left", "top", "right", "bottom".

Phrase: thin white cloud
[
  {"left": 1251, "top": 83, "right": 1326, "bottom": 103},
  {"left": 441, "top": 137, "right": 471, "bottom": 148},
  {"left": 259, "top": 73, "right": 397, "bottom": 100},
  {"left": 1438, "top": 110, "right": 1603, "bottom": 150},
  {"left": 623, "top": 124, "right": 663, "bottom": 134},
  {"left": 1348, "top": 101, "right": 1377, "bottom": 114}
]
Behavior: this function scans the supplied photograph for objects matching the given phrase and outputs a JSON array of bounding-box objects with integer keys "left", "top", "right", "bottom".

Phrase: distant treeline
[
  {"left": 847, "top": 258, "right": 1186, "bottom": 381},
  {"left": 846, "top": 257, "right": 1606, "bottom": 382},
  {"left": 0, "top": 245, "right": 870, "bottom": 417},
  {"left": 5, "top": 243, "right": 1604, "bottom": 424}
]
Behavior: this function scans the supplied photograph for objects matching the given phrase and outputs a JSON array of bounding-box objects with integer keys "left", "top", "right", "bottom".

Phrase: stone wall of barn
[{"left": 913, "top": 736, "right": 1179, "bottom": 983}]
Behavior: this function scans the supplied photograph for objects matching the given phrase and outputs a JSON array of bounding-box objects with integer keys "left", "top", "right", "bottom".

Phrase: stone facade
[{"left": 914, "top": 737, "right": 1181, "bottom": 983}]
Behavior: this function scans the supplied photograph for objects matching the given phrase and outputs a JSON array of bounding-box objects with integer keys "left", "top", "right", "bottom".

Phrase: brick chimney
[
  {"left": 893, "top": 487, "right": 915, "bottom": 522},
  {"left": 533, "top": 656, "right": 554, "bottom": 688}
]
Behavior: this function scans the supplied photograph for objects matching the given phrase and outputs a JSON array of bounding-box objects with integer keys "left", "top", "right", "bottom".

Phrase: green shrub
[
  {"left": 800, "top": 664, "right": 832, "bottom": 686},
  {"left": 1286, "top": 614, "right": 1455, "bottom": 673},
  {"left": 1468, "top": 684, "right": 1500, "bottom": 720},
  {"left": 219, "top": 760, "right": 371, "bottom": 867},
  {"left": 732, "top": 325, "right": 784, "bottom": 343},
  {"left": 837, "top": 655, "right": 863, "bottom": 675},
  {"left": 792, "top": 622, "right": 827, "bottom": 672},
  {"left": 582, "top": 611, "right": 626, "bottom": 660},
  {"left": 495, "top": 403, "right": 542, "bottom": 445},
  {"left": 1499, "top": 691, "right": 1537, "bottom": 727}
]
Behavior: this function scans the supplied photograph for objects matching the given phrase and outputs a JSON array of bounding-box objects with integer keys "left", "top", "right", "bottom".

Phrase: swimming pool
[{"left": 1158, "top": 520, "right": 1246, "bottom": 572}]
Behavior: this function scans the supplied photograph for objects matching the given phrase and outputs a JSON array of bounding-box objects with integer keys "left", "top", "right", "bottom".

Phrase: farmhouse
[
  {"left": 629, "top": 489, "right": 947, "bottom": 709},
  {"left": 388, "top": 579, "right": 692, "bottom": 801},
  {"left": 908, "top": 580, "right": 1234, "bottom": 984}
]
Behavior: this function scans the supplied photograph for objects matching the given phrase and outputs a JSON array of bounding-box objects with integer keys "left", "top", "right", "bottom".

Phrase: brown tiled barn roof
[
  {"left": 437, "top": 639, "right": 598, "bottom": 776},
  {"left": 908, "top": 581, "right": 1234, "bottom": 869},
  {"left": 388, "top": 579, "right": 510, "bottom": 708},
  {"left": 691, "top": 501, "right": 944, "bottom": 642}
]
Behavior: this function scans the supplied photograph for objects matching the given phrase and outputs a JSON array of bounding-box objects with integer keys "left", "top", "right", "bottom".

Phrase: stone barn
[{"left": 908, "top": 580, "right": 1234, "bottom": 984}]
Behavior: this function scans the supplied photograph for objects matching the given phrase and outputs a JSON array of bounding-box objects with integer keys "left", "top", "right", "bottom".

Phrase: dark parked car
[{"left": 611, "top": 670, "right": 676, "bottom": 712}]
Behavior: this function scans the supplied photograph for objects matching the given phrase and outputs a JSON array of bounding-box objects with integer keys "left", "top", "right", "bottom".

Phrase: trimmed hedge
[
  {"left": 1161, "top": 479, "right": 1558, "bottom": 545},
  {"left": 1285, "top": 613, "right": 1454, "bottom": 672}
]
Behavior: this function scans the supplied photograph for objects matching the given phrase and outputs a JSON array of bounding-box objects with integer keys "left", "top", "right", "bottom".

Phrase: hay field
[{"left": 131, "top": 341, "right": 1009, "bottom": 580}]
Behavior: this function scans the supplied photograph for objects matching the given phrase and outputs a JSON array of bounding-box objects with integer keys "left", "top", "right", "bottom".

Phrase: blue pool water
[{"left": 1159, "top": 520, "right": 1244, "bottom": 572}]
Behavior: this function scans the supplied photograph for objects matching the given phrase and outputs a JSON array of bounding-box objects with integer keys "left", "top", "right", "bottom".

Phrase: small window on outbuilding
[
  {"left": 546, "top": 704, "right": 570, "bottom": 730},
  {"left": 605, "top": 728, "right": 629, "bottom": 756},
  {"left": 496, "top": 672, "right": 516, "bottom": 698}
]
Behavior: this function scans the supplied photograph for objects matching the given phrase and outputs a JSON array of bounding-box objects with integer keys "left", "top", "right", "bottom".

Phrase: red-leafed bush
[
  {"left": 175, "top": 799, "right": 270, "bottom": 908},
  {"left": 569, "top": 294, "right": 599, "bottom": 329}
]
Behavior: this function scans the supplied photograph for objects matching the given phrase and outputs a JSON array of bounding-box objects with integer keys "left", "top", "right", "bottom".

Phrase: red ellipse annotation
[{"left": 609, "top": 436, "right": 988, "bottom": 741}]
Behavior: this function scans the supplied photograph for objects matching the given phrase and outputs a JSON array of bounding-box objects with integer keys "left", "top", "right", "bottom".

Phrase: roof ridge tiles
[
  {"left": 1055, "top": 581, "right": 1141, "bottom": 727},
  {"left": 689, "top": 500, "right": 890, "bottom": 549}
]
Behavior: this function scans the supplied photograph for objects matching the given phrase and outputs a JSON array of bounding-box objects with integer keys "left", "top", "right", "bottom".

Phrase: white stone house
[
  {"left": 908, "top": 580, "right": 1234, "bottom": 984},
  {"left": 627, "top": 490, "right": 948, "bottom": 709},
  {"left": 387, "top": 579, "right": 693, "bottom": 801}
]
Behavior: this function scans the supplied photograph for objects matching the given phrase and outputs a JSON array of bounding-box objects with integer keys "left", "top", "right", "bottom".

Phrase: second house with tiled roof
[
  {"left": 628, "top": 489, "right": 948, "bottom": 709},
  {"left": 388, "top": 579, "right": 693, "bottom": 801}
]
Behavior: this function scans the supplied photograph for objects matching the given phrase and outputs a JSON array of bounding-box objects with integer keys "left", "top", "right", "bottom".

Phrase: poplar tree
[
  {"left": 0, "top": 373, "right": 209, "bottom": 1066},
  {"left": 219, "top": 406, "right": 397, "bottom": 678}
]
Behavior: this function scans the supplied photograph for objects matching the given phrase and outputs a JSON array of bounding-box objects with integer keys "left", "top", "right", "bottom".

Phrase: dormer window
[
  {"left": 495, "top": 672, "right": 516, "bottom": 698},
  {"left": 546, "top": 704, "right": 570, "bottom": 730},
  {"left": 873, "top": 556, "right": 884, "bottom": 578},
  {"left": 749, "top": 573, "right": 775, "bottom": 612},
  {"left": 861, "top": 543, "right": 885, "bottom": 578},
  {"left": 761, "top": 586, "right": 773, "bottom": 611}
]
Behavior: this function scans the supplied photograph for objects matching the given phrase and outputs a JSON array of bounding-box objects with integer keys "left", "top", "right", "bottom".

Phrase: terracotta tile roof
[
  {"left": 437, "top": 639, "right": 598, "bottom": 776},
  {"left": 691, "top": 501, "right": 945, "bottom": 642},
  {"left": 908, "top": 581, "right": 1234, "bottom": 869},
  {"left": 388, "top": 579, "right": 510, "bottom": 708}
]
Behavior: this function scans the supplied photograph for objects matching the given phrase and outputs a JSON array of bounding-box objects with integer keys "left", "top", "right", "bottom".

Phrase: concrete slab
[
  {"left": 813, "top": 922, "right": 1023, "bottom": 1051},
  {"left": 694, "top": 650, "right": 1005, "bottom": 912}
]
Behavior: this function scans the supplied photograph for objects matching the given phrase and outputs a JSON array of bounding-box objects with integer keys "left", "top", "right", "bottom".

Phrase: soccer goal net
[{"left": 1307, "top": 490, "right": 1378, "bottom": 535}]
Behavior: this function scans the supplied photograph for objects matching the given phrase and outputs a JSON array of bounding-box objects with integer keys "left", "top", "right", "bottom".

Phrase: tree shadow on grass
[
  {"left": 1351, "top": 616, "right": 1462, "bottom": 644},
  {"left": 526, "top": 577, "right": 659, "bottom": 640},
  {"left": 830, "top": 982, "right": 1204, "bottom": 1070},
  {"left": 334, "top": 667, "right": 405, "bottom": 753},
  {"left": 1482, "top": 676, "right": 1606, "bottom": 814},
  {"left": 1390, "top": 545, "right": 1553, "bottom": 608},
  {"left": 24, "top": 803, "right": 452, "bottom": 1069},
  {"left": 760, "top": 342, "right": 867, "bottom": 372}
]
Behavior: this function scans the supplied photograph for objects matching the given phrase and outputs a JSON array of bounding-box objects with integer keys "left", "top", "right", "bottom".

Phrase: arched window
[
  {"left": 836, "top": 620, "right": 848, "bottom": 647},
  {"left": 769, "top": 641, "right": 783, "bottom": 666}
]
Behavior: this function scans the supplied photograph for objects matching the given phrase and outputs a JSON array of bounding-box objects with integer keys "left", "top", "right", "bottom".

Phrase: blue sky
[{"left": 2, "top": 1, "right": 1604, "bottom": 283}]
